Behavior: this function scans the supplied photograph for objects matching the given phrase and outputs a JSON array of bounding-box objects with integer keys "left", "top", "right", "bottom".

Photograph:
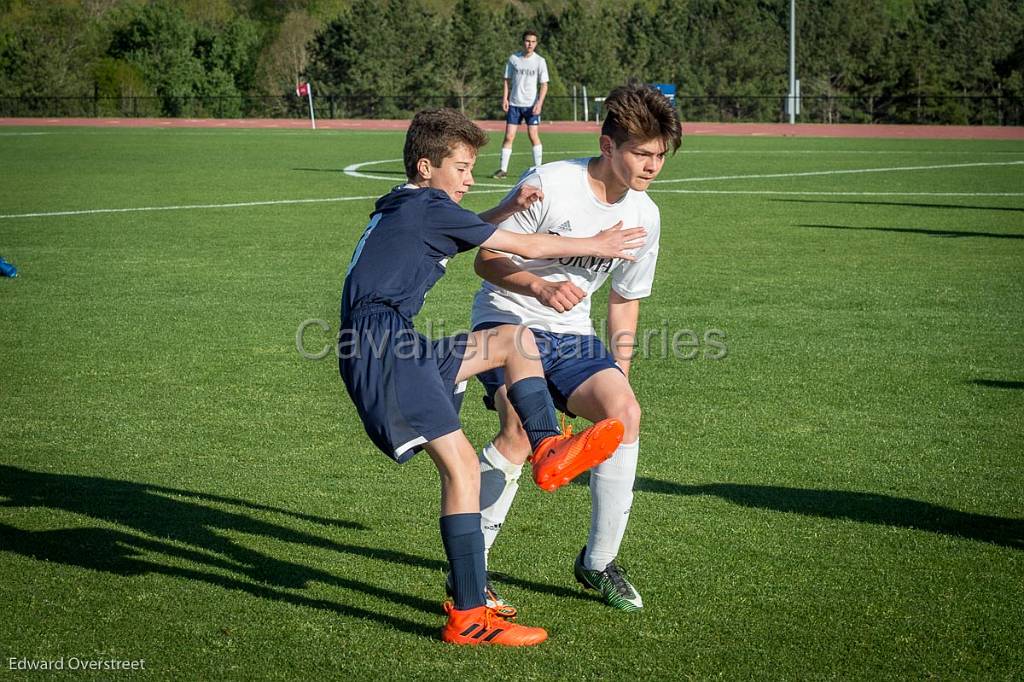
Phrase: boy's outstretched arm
[
  {"left": 474, "top": 183, "right": 643, "bottom": 307},
  {"left": 480, "top": 222, "right": 645, "bottom": 262},
  {"left": 479, "top": 185, "right": 645, "bottom": 258}
]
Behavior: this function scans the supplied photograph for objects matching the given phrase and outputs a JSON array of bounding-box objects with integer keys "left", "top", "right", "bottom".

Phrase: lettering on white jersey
[
  {"left": 556, "top": 255, "right": 616, "bottom": 273},
  {"left": 472, "top": 158, "right": 660, "bottom": 335}
]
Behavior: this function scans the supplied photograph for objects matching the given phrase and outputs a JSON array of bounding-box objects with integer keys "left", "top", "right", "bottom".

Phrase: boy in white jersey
[
  {"left": 492, "top": 30, "right": 549, "bottom": 179},
  {"left": 462, "top": 83, "right": 682, "bottom": 613}
]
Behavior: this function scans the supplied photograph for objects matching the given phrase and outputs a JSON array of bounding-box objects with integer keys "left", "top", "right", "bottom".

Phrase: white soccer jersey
[
  {"left": 504, "top": 52, "right": 549, "bottom": 107},
  {"left": 471, "top": 159, "right": 661, "bottom": 335}
]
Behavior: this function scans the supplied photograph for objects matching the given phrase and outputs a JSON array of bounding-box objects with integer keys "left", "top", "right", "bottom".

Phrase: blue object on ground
[{"left": 0, "top": 256, "right": 18, "bottom": 278}]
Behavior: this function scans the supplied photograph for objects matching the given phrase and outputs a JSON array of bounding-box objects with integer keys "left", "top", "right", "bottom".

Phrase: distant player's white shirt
[
  {"left": 504, "top": 52, "right": 549, "bottom": 107},
  {"left": 471, "top": 159, "right": 661, "bottom": 335}
]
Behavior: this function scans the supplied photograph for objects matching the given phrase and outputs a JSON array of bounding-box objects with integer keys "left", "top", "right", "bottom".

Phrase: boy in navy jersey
[{"left": 338, "top": 108, "right": 645, "bottom": 646}]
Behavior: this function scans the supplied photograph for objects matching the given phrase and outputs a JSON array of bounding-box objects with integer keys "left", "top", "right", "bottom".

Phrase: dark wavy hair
[
  {"left": 404, "top": 108, "right": 489, "bottom": 180},
  {"left": 601, "top": 82, "right": 683, "bottom": 153}
]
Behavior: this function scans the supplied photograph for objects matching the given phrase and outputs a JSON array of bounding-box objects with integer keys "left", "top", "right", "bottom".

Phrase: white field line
[
  {"left": 0, "top": 190, "right": 512, "bottom": 220},
  {"left": 344, "top": 157, "right": 1024, "bottom": 186},
  {"left": 651, "top": 160, "right": 1024, "bottom": 184},
  {"left": 678, "top": 149, "right": 1024, "bottom": 155},
  {"left": 343, "top": 157, "right": 507, "bottom": 185},
  {"left": 4, "top": 160, "right": 1021, "bottom": 221},
  {"left": 342, "top": 151, "right": 596, "bottom": 184},
  {"left": 0, "top": 195, "right": 380, "bottom": 220},
  {"left": 650, "top": 190, "right": 1024, "bottom": 197}
]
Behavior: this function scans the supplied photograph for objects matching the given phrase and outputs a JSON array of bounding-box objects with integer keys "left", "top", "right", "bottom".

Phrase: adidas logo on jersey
[{"left": 549, "top": 221, "right": 572, "bottom": 234}]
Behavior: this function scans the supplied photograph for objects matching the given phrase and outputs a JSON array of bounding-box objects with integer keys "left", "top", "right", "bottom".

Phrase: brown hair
[
  {"left": 404, "top": 108, "right": 489, "bottom": 180},
  {"left": 522, "top": 30, "right": 538, "bottom": 41},
  {"left": 601, "top": 82, "right": 682, "bottom": 153}
]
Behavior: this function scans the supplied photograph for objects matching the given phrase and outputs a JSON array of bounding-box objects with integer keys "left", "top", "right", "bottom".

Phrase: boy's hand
[
  {"left": 530, "top": 279, "right": 586, "bottom": 313},
  {"left": 588, "top": 222, "right": 646, "bottom": 261},
  {"left": 502, "top": 185, "right": 544, "bottom": 214},
  {"left": 479, "top": 185, "right": 543, "bottom": 226}
]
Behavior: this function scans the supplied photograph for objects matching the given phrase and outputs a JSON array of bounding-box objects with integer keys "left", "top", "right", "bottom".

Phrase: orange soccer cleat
[
  {"left": 440, "top": 602, "right": 547, "bottom": 646},
  {"left": 530, "top": 418, "right": 624, "bottom": 492}
]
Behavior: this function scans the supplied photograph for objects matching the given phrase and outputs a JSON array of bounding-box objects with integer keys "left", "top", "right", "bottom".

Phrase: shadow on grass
[
  {"left": 0, "top": 523, "right": 439, "bottom": 638},
  {"left": 591, "top": 476, "right": 1021, "bottom": 550},
  {"left": 489, "top": 571, "right": 604, "bottom": 605},
  {"left": 971, "top": 379, "right": 1024, "bottom": 390},
  {"left": 798, "top": 223, "right": 1024, "bottom": 240},
  {"left": 0, "top": 466, "right": 451, "bottom": 638},
  {"left": 776, "top": 198, "right": 1024, "bottom": 213}
]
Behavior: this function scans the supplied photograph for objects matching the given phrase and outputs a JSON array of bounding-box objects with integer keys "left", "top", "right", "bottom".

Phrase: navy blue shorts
[
  {"left": 473, "top": 322, "right": 619, "bottom": 417},
  {"left": 339, "top": 306, "right": 468, "bottom": 463},
  {"left": 506, "top": 106, "right": 540, "bottom": 126}
]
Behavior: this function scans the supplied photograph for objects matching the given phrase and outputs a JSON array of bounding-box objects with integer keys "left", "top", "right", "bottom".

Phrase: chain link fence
[{"left": 1, "top": 93, "right": 1021, "bottom": 126}]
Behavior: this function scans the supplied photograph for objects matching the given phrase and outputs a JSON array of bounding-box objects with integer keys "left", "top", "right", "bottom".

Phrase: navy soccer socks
[
  {"left": 440, "top": 513, "right": 487, "bottom": 610},
  {"left": 506, "top": 377, "right": 561, "bottom": 450}
]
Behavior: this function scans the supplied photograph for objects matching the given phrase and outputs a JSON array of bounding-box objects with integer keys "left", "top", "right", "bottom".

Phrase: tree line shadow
[
  {"left": 971, "top": 378, "right": 1024, "bottom": 390},
  {"left": 571, "top": 474, "right": 1021, "bottom": 550},
  {"left": 775, "top": 198, "right": 1024, "bottom": 214},
  {"left": 798, "top": 223, "right": 1024, "bottom": 240},
  {"left": 0, "top": 465, "right": 591, "bottom": 638},
  {"left": 3, "top": 464, "right": 1019, "bottom": 642}
]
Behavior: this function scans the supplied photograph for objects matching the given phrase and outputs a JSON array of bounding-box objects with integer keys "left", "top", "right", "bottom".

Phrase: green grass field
[{"left": 1, "top": 125, "right": 1022, "bottom": 680}]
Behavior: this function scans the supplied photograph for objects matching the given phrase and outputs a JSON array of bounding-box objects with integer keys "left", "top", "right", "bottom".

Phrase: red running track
[{"left": 1, "top": 117, "right": 1022, "bottom": 140}]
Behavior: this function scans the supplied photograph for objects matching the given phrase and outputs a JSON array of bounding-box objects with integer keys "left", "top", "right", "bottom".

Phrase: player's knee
[
  {"left": 612, "top": 398, "right": 642, "bottom": 440},
  {"left": 494, "top": 325, "right": 538, "bottom": 361},
  {"left": 442, "top": 456, "right": 481, "bottom": 494}
]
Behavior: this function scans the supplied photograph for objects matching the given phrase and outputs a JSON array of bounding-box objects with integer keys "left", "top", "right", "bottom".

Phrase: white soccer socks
[
  {"left": 497, "top": 145, "right": 541, "bottom": 173},
  {"left": 584, "top": 440, "right": 639, "bottom": 571},
  {"left": 479, "top": 438, "right": 639, "bottom": 572},
  {"left": 478, "top": 441, "right": 523, "bottom": 566}
]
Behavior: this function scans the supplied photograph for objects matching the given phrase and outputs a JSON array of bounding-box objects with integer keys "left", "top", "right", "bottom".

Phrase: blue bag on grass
[{"left": 0, "top": 256, "right": 18, "bottom": 278}]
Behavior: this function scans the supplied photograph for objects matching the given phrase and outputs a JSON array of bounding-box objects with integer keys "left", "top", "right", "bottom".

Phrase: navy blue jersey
[{"left": 341, "top": 186, "right": 496, "bottom": 321}]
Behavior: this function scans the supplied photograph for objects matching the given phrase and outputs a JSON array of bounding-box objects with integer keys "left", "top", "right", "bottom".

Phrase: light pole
[{"left": 788, "top": 0, "right": 798, "bottom": 124}]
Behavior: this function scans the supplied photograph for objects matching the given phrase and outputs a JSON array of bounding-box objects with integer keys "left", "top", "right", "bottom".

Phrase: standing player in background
[
  {"left": 492, "top": 30, "right": 549, "bottom": 179},
  {"left": 464, "top": 83, "right": 682, "bottom": 614}
]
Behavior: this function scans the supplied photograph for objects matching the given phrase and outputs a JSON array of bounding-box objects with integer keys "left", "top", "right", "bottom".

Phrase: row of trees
[{"left": 1, "top": 0, "right": 1022, "bottom": 124}]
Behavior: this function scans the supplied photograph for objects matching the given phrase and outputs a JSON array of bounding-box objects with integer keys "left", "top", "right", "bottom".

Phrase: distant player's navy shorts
[
  {"left": 506, "top": 106, "right": 540, "bottom": 126},
  {"left": 339, "top": 304, "right": 469, "bottom": 463},
  {"left": 473, "top": 322, "right": 619, "bottom": 417}
]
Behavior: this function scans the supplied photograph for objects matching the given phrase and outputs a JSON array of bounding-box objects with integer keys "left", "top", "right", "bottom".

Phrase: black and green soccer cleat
[
  {"left": 573, "top": 547, "right": 643, "bottom": 611},
  {"left": 444, "top": 572, "right": 518, "bottom": 619}
]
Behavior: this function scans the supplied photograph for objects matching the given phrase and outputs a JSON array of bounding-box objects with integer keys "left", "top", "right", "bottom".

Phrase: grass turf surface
[{"left": 1, "top": 127, "right": 1022, "bottom": 679}]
